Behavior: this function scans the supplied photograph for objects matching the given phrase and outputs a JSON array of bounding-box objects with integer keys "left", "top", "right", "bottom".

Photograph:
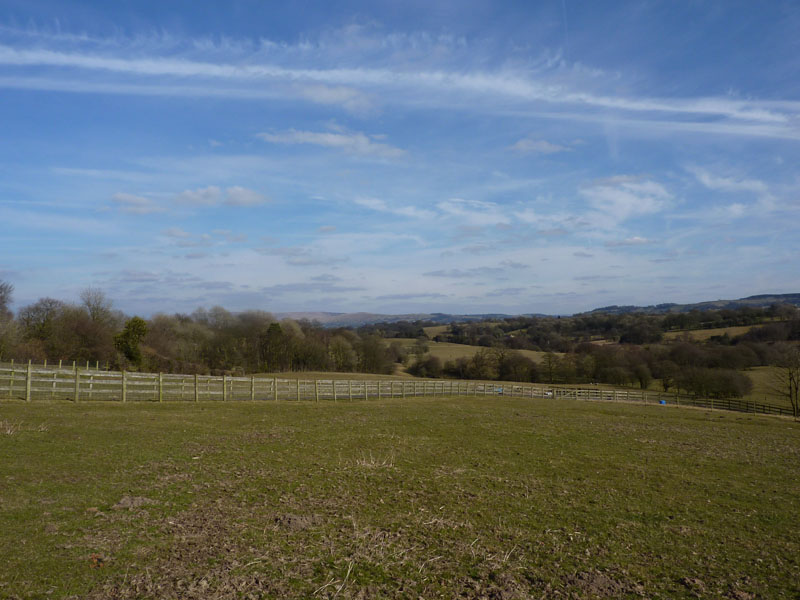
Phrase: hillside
[{"left": 273, "top": 294, "right": 800, "bottom": 328}]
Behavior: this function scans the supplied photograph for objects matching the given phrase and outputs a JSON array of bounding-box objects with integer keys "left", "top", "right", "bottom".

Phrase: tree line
[{"left": 0, "top": 282, "right": 401, "bottom": 376}]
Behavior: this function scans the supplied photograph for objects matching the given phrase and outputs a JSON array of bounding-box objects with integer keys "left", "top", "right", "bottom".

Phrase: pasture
[
  {"left": 662, "top": 325, "right": 755, "bottom": 341},
  {"left": 1, "top": 397, "right": 798, "bottom": 599},
  {"left": 391, "top": 338, "right": 552, "bottom": 366}
]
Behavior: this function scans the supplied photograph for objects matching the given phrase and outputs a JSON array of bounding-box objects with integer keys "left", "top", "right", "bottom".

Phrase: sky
[{"left": 1, "top": 0, "right": 799, "bottom": 317}]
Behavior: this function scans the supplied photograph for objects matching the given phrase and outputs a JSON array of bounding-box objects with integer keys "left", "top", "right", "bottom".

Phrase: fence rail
[{"left": 0, "top": 361, "right": 794, "bottom": 417}]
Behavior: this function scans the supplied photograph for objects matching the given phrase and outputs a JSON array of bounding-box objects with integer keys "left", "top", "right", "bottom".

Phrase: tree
[
  {"left": 0, "top": 280, "right": 13, "bottom": 321},
  {"left": 408, "top": 355, "right": 443, "bottom": 378},
  {"left": 0, "top": 280, "right": 16, "bottom": 359},
  {"left": 541, "top": 352, "right": 559, "bottom": 384},
  {"left": 633, "top": 363, "right": 652, "bottom": 390},
  {"left": 770, "top": 344, "right": 800, "bottom": 419},
  {"left": 18, "top": 298, "right": 64, "bottom": 343},
  {"left": 80, "top": 288, "right": 114, "bottom": 326},
  {"left": 114, "top": 317, "right": 148, "bottom": 368},
  {"left": 261, "top": 322, "right": 292, "bottom": 372},
  {"left": 329, "top": 335, "right": 357, "bottom": 372}
]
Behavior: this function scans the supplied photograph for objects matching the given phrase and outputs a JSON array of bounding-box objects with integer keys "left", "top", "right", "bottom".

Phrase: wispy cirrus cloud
[
  {"left": 111, "top": 192, "right": 164, "bottom": 215},
  {"left": 1, "top": 26, "right": 797, "bottom": 139},
  {"left": 353, "top": 196, "right": 434, "bottom": 219},
  {"left": 604, "top": 236, "right": 653, "bottom": 247},
  {"left": 580, "top": 176, "right": 671, "bottom": 223},
  {"left": 258, "top": 129, "right": 404, "bottom": 159},
  {"left": 509, "top": 138, "right": 569, "bottom": 154},
  {"left": 175, "top": 185, "right": 268, "bottom": 206},
  {"left": 688, "top": 166, "right": 771, "bottom": 196},
  {"left": 436, "top": 198, "right": 510, "bottom": 226}
]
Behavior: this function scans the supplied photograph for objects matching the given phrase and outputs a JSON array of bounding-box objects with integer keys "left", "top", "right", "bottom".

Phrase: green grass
[
  {"left": 1, "top": 398, "right": 798, "bottom": 599},
  {"left": 741, "top": 366, "right": 791, "bottom": 408},
  {"left": 392, "top": 338, "right": 553, "bottom": 365},
  {"left": 662, "top": 325, "right": 757, "bottom": 341}
]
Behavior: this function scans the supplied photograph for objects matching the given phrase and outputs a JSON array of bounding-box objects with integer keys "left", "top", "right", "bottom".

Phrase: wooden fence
[{"left": 0, "top": 361, "right": 794, "bottom": 417}]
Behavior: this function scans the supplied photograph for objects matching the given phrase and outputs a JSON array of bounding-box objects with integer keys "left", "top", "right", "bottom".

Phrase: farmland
[
  {"left": 662, "top": 325, "right": 756, "bottom": 341},
  {"left": 390, "top": 338, "right": 552, "bottom": 369},
  {"left": 1, "top": 397, "right": 798, "bottom": 598}
]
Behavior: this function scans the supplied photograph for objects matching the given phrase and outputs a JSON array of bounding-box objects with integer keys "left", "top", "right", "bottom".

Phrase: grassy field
[
  {"left": 392, "top": 338, "right": 552, "bottom": 365},
  {"left": 662, "top": 325, "right": 755, "bottom": 341},
  {"left": 741, "top": 366, "right": 789, "bottom": 408},
  {"left": 1, "top": 398, "right": 798, "bottom": 599},
  {"left": 258, "top": 371, "right": 414, "bottom": 380}
]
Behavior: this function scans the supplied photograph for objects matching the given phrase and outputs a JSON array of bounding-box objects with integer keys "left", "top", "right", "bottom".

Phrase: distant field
[
  {"left": 391, "top": 338, "right": 552, "bottom": 365},
  {"left": 1, "top": 398, "right": 797, "bottom": 598},
  {"left": 742, "top": 365, "right": 790, "bottom": 408},
  {"left": 258, "top": 371, "right": 414, "bottom": 380},
  {"left": 663, "top": 325, "right": 754, "bottom": 341},
  {"left": 422, "top": 325, "right": 450, "bottom": 338}
]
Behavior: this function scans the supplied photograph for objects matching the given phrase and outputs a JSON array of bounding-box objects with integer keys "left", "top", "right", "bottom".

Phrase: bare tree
[
  {"left": 0, "top": 280, "right": 16, "bottom": 358},
  {"left": 0, "top": 280, "right": 13, "bottom": 320},
  {"left": 771, "top": 343, "right": 800, "bottom": 419},
  {"left": 79, "top": 288, "right": 114, "bottom": 324}
]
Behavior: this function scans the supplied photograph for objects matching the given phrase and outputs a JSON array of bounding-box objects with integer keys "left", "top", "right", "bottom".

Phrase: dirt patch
[
  {"left": 565, "top": 570, "right": 643, "bottom": 598},
  {"left": 679, "top": 576, "right": 707, "bottom": 597},
  {"left": 87, "top": 501, "right": 293, "bottom": 600},
  {"left": 274, "top": 512, "right": 322, "bottom": 531},
  {"left": 112, "top": 495, "right": 159, "bottom": 510}
]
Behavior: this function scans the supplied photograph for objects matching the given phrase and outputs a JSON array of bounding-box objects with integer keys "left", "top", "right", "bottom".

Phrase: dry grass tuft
[
  {"left": 354, "top": 451, "right": 395, "bottom": 469},
  {"left": 0, "top": 419, "right": 22, "bottom": 435}
]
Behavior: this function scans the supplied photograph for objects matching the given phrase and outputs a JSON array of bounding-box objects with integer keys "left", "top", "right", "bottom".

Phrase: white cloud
[
  {"left": 1, "top": 28, "right": 799, "bottom": 139},
  {"left": 0, "top": 34, "right": 794, "bottom": 119},
  {"left": 436, "top": 198, "right": 510, "bottom": 225},
  {"left": 111, "top": 192, "right": 164, "bottom": 215},
  {"left": 604, "top": 236, "right": 653, "bottom": 247},
  {"left": 175, "top": 185, "right": 267, "bottom": 207},
  {"left": 688, "top": 166, "right": 770, "bottom": 195},
  {"left": 258, "top": 129, "right": 405, "bottom": 159},
  {"left": 509, "top": 138, "right": 568, "bottom": 154},
  {"left": 176, "top": 186, "right": 222, "bottom": 206},
  {"left": 353, "top": 196, "right": 434, "bottom": 219},
  {"left": 163, "top": 227, "right": 191, "bottom": 239},
  {"left": 224, "top": 186, "right": 267, "bottom": 206},
  {"left": 295, "top": 83, "right": 373, "bottom": 113},
  {"left": 580, "top": 176, "right": 671, "bottom": 222}
]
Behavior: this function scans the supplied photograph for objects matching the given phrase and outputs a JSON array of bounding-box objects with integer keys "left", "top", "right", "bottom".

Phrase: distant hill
[
  {"left": 584, "top": 293, "right": 800, "bottom": 316},
  {"left": 272, "top": 311, "right": 526, "bottom": 328},
  {"left": 274, "top": 293, "right": 800, "bottom": 328}
]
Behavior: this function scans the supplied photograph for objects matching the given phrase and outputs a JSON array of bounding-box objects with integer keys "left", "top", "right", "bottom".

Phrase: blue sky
[{"left": 1, "top": 1, "right": 799, "bottom": 316}]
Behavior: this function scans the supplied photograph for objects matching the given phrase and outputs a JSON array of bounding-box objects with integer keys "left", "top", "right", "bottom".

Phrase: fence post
[
  {"left": 159, "top": 373, "right": 163, "bottom": 402},
  {"left": 349, "top": 380, "right": 353, "bottom": 401},
  {"left": 333, "top": 380, "right": 338, "bottom": 402},
  {"left": 122, "top": 370, "right": 127, "bottom": 403},
  {"left": 8, "top": 358, "right": 13, "bottom": 399},
  {"left": 296, "top": 379, "right": 300, "bottom": 402},
  {"left": 315, "top": 380, "right": 319, "bottom": 402},
  {"left": 222, "top": 374, "right": 227, "bottom": 402},
  {"left": 273, "top": 377, "right": 278, "bottom": 401},
  {"left": 74, "top": 365, "right": 80, "bottom": 402},
  {"left": 25, "top": 361, "right": 31, "bottom": 402},
  {"left": 251, "top": 375, "right": 255, "bottom": 402},
  {"left": 378, "top": 381, "right": 381, "bottom": 400}
]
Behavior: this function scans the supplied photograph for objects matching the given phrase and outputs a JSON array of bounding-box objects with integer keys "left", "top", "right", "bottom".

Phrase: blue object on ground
[{"left": 659, "top": 400, "right": 666, "bottom": 405}]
